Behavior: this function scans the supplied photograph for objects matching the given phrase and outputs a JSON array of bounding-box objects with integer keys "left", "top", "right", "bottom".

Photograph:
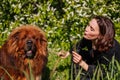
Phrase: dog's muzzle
[
  {"left": 25, "top": 40, "right": 36, "bottom": 59},
  {"left": 27, "top": 40, "right": 33, "bottom": 50}
]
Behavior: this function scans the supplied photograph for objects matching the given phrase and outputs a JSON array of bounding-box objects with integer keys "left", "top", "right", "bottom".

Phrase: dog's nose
[
  {"left": 26, "top": 40, "right": 33, "bottom": 50},
  {"left": 27, "top": 40, "right": 33, "bottom": 46}
]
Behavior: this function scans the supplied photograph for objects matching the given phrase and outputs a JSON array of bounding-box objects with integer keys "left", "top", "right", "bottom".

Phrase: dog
[{"left": 0, "top": 25, "right": 48, "bottom": 80}]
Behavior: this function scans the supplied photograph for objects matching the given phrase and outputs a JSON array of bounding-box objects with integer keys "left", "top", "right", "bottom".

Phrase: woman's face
[{"left": 83, "top": 19, "right": 100, "bottom": 40}]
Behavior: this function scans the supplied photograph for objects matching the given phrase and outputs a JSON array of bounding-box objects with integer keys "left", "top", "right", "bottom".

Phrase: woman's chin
[
  {"left": 83, "top": 36, "right": 91, "bottom": 40},
  {"left": 83, "top": 35, "right": 88, "bottom": 39}
]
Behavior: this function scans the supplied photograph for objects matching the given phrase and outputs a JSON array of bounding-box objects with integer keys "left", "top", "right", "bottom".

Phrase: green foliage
[{"left": 0, "top": 0, "right": 120, "bottom": 80}]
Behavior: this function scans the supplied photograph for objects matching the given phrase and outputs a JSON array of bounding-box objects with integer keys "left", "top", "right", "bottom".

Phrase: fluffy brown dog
[{"left": 0, "top": 25, "right": 48, "bottom": 80}]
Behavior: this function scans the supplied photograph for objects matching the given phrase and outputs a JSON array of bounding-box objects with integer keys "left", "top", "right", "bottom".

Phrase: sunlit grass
[
  {"left": 1, "top": 48, "right": 120, "bottom": 80},
  {"left": 48, "top": 49, "right": 120, "bottom": 80}
]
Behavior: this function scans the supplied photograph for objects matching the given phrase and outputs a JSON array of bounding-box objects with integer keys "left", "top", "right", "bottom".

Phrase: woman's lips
[{"left": 84, "top": 32, "right": 87, "bottom": 35}]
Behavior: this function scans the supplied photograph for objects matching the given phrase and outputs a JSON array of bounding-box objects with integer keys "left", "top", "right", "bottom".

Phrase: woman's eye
[
  {"left": 90, "top": 26, "right": 94, "bottom": 31},
  {"left": 90, "top": 28, "right": 94, "bottom": 31}
]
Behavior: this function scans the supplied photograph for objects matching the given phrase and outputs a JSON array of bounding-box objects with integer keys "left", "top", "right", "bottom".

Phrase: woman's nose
[
  {"left": 85, "top": 25, "right": 90, "bottom": 31},
  {"left": 85, "top": 27, "right": 88, "bottom": 32}
]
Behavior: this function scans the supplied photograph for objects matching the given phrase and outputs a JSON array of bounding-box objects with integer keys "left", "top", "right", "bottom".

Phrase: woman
[{"left": 58, "top": 16, "right": 120, "bottom": 79}]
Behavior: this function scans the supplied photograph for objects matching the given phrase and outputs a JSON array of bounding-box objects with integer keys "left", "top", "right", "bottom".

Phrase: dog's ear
[
  {"left": 41, "top": 37, "right": 47, "bottom": 42},
  {"left": 35, "top": 34, "right": 47, "bottom": 57}
]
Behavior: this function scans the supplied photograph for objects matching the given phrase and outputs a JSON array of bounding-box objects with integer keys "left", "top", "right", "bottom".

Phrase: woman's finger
[
  {"left": 72, "top": 51, "right": 82, "bottom": 59},
  {"left": 72, "top": 53, "right": 82, "bottom": 64}
]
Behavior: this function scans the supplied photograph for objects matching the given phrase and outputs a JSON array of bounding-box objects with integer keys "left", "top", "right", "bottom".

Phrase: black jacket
[{"left": 71, "top": 38, "right": 120, "bottom": 79}]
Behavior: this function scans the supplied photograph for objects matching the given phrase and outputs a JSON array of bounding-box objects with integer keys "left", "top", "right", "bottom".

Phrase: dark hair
[{"left": 93, "top": 16, "right": 115, "bottom": 51}]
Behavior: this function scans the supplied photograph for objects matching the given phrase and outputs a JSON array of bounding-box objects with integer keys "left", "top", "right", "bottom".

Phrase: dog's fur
[{"left": 0, "top": 25, "right": 48, "bottom": 80}]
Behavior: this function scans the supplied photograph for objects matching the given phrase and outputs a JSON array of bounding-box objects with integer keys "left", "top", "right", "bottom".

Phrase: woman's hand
[
  {"left": 72, "top": 51, "right": 82, "bottom": 64},
  {"left": 72, "top": 51, "right": 88, "bottom": 71},
  {"left": 57, "top": 50, "right": 70, "bottom": 58}
]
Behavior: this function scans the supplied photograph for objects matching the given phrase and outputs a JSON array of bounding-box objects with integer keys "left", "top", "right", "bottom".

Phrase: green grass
[
  {"left": 0, "top": 48, "right": 120, "bottom": 80},
  {"left": 47, "top": 48, "right": 120, "bottom": 80}
]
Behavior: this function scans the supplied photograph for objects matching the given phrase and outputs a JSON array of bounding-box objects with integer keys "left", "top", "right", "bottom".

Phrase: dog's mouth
[
  {"left": 26, "top": 50, "right": 34, "bottom": 58},
  {"left": 25, "top": 48, "right": 36, "bottom": 59}
]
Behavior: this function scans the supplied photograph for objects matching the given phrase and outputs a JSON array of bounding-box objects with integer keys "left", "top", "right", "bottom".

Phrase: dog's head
[{"left": 7, "top": 25, "right": 47, "bottom": 59}]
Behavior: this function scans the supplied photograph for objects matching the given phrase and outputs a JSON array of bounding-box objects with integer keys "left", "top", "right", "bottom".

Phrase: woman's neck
[{"left": 92, "top": 40, "right": 96, "bottom": 50}]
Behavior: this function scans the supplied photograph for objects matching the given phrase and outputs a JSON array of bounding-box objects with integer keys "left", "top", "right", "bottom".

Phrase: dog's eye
[
  {"left": 13, "top": 32, "right": 20, "bottom": 39},
  {"left": 32, "top": 36, "right": 35, "bottom": 39},
  {"left": 35, "top": 38, "right": 39, "bottom": 41},
  {"left": 33, "top": 36, "right": 38, "bottom": 40},
  {"left": 22, "top": 38, "right": 25, "bottom": 40},
  {"left": 21, "top": 36, "right": 26, "bottom": 40}
]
